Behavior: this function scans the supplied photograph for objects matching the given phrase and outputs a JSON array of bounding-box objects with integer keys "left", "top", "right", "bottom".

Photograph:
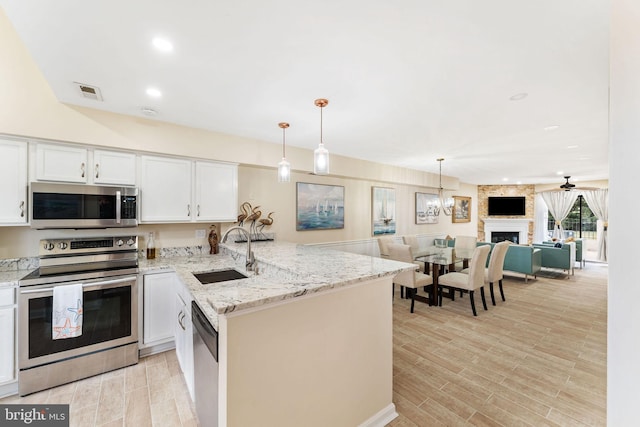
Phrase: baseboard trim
[
  {"left": 0, "top": 381, "right": 18, "bottom": 399},
  {"left": 358, "top": 403, "right": 398, "bottom": 427},
  {"left": 139, "top": 340, "right": 175, "bottom": 357}
]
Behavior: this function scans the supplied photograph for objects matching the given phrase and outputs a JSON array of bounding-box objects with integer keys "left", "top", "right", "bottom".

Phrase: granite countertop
[
  {"left": 0, "top": 270, "right": 24, "bottom": 288},
  {"left": 140, "top": 241, "right": 414, "bottom": 331},
  {"left": 0, "top": 241, "right": 413, "bottom": 329}
]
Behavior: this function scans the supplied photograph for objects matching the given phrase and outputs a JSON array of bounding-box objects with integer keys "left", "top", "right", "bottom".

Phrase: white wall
[
  {"left": 0, "top": 9, "right": 475, "bottom": 258},
  {"left": 609, "top": 0, "right": 638, "bottom": 424}
]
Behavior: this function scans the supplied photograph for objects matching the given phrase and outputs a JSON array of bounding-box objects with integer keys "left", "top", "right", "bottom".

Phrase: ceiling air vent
[{"left": 74, "top": 82, "right": 103, "bottom": 101}]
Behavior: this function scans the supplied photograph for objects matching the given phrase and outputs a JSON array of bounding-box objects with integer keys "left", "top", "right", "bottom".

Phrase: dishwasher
[{"left": 192, "top": 301, "right": 219, "bottom": 427}]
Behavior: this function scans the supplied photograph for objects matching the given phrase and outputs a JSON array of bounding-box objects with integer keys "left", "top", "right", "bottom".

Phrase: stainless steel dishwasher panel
[{"left": 192, "top": 301, "right": 219, "bottom": 427}]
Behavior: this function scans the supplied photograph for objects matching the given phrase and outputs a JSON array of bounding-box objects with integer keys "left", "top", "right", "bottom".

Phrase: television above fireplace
[{"left": 488, "top": 196, "right": 526, "bottom": 216}]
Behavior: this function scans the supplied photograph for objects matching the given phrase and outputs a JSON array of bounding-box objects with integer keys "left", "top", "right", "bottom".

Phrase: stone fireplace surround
[{"left": 483, "top": 218, "right": 532, "bottom": 245}]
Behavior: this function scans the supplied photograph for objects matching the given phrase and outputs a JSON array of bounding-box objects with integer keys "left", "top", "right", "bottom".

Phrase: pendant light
[
  {"left": 313, "top": 98, "right": 330, "bottom": 175},
  {"left": 436, "top": 158, "right": 454, "bottom": 216},
  {"left": 277, "top": 122, "right": 291, "bottom": 183}
]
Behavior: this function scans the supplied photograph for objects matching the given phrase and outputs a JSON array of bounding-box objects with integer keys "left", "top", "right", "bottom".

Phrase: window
[{"left": 547, "top": 195, "right": 597, "bottom": 239}]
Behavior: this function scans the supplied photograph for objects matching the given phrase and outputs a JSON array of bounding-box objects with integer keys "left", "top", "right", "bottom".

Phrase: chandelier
[{"left": 428, "top": 158, "right": 454, "bottom": 216}]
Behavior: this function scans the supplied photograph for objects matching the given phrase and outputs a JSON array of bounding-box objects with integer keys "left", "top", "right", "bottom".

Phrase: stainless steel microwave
[{"left": 30, "top": 182, "right": 138, "bottom": 229}]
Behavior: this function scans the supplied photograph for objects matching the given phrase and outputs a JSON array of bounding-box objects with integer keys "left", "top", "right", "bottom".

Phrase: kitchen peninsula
[{"left": 140, "top": 240, "right": 414, "bottom": 427}]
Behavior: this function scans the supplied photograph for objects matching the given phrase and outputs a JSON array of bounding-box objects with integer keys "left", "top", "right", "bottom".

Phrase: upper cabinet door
[
  {"left": 36, "top": 143, "right": 88, "bottom": 183},
  {"left": 0, "top": 139, "right": 28, "bottom": 224},
  {"left": 93, "top": 150, "right": 136, "bottom": 186},
  {"left": 194, "top": 162, "right": 238, "bottom": 222},
  {"left": 140, "top": 155, "right": 193, "bottom": 222}
]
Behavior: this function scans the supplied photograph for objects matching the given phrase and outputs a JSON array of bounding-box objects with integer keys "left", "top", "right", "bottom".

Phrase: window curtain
[
  {"left": 582, "top": 189, "right": 609, "bottom": 262},
  {"left": 541, "top": 191, "right": 579, "bottom": 241},
  {"left": 534, "top": 193, "right": 549, "bottom": 243}
]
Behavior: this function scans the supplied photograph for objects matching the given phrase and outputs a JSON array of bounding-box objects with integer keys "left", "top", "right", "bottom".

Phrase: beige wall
[
  {"left": 238, "top": 166, "right": 478, "bottom": 245},
  {"left": 220, "top": 277, "right": 393, "bottom": 426},
  {"left": 0, "top": 10, "right": 476, "bottom": 259}
]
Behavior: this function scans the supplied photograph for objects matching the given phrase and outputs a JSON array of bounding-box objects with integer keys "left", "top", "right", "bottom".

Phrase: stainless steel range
[{"left": 18, "top": 236, "right": 139, "bottom": 396}]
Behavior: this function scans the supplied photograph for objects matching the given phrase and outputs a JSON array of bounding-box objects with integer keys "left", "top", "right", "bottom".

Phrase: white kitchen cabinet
[
  {"left": 36, "top": 143, "right": 88, "bottom": 183},
  {"left": 0, "top": 139, "right": 28, "bottom": 225},
  {"left": 140, "top": 155, "right": 192, "bottom": 222},
  {"left": 175, "top": 287, "right": 194, "bottom": 400},
  {"left": 0, "top": 287, "right": 16, "bottom": 385},
  {"left": 140, "top": 155, "right": 237, "bottom": 223},
  {"left": 93, "top": 149, "right": 137, "bottom": 186},
  {"left": 143, "top": 272, "right": 176, "bottom": 345},
  {"left": 194, "top": 161, "right": 238, "bottom": 222}
]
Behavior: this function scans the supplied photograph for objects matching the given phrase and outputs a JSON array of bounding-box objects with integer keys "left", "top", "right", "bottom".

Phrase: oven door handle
[{"left": 20, "top": 275, "right": 138, "bottom": 294}]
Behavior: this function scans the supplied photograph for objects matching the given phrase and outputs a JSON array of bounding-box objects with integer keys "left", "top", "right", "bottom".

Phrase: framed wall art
[
  {"left": 296, "top": 182, "right": 344, "bottom": 231},
  {"left": 415, "top": 192, "right": 439, "bottom": 224},
  {"left": 452, "top": 196, "right": 471, "bottom": 223},
  {"left": 372, "top": 186, "right": 396, "bottom": 235}
]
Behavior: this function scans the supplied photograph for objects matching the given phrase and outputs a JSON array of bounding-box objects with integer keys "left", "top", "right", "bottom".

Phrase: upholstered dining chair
[
  {"left": 377, "top": 236, "right": 394, "bottom": 259},
  {"left": 387, "top": 243, "right": 433, "bottom": 313},
  {"left": 461, "top": 241, "right": 510, "bottom": 305},
  {"left": 437, "top": 245, "right": 491, "bottom": 316},
  {"left": 401, "top": 235, "right": 426, "bottom": 272},
  {"left": 454, "top": 235, "right": 477, "bottom": 256},
  {"left": 486, "top": 241, "right": 511, "bottom": 305}
]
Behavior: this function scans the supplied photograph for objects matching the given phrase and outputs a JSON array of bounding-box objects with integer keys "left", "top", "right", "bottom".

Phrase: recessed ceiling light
[
  {"left": 152, "top": 37, "right": 173, "bottom": 52},
  {"left": 579, "top": 156, "right": 591, "bottom": 160},
  {"left": 140, "top": 107, "right": 158, "bottom": 116},
  {"left": 146, "top": 87, "right": 162, "bottom": 98},
  {"left": 544, "top": 125, "right": 560, "bottom": 131},
  {"left": 516, "top": 181, "right": 522, "bottom": 185},
  {"left": 556, "top": 171, "right": 564, "bottom": 175},
  {"left": 567, "top": 145, "right": 579, "bottom": 149},
  {"left": 502, "top": 177, "right": 509, "bottom": 182},
  {"left": 509, "top": 93, "right": 528, "bottom": 101}
]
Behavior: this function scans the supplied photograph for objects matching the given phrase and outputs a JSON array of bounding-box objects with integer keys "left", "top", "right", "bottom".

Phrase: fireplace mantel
[{"left": 482, "top": 218, "right": 532, "bottom": 244}]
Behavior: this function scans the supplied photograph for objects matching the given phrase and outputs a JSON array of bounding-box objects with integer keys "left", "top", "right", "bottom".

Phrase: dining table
[{"left": 415, "top": 246, "right": 475, "bottom": 306}]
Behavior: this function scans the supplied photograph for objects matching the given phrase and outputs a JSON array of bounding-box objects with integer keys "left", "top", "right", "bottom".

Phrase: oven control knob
[
  {"left": 43, "top": 242, "right": 55, "bottom": 251},
  {"left": 116, "top": 239, "right": 124, "bottom": 246},
  {"left": 126, "top": 238, "right": 135, "bottom": 246},
  {"left": 58, "top": 242, "right": 68, "bottom": 250}
]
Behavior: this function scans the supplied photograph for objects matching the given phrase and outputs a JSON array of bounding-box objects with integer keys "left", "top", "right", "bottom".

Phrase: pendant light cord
[{"left": 320, "top": 105, "right": 324, "bottom": 144}]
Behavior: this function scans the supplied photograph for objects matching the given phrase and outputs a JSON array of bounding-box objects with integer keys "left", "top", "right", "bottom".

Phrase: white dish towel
[{"left": 52, "top": 283, "right": 83, "bottom": 339}]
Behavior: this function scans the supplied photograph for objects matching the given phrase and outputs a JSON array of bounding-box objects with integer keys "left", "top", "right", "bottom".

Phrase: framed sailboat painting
[
  {"left": 372, "top": 186, "right": 396, "bottom": 235},
  {"left": 296, "top": 182, "right": 345, "bottom": 231}
]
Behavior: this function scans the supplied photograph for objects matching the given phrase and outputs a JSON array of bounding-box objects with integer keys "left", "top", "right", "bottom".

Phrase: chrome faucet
[{"left": 221, "top": 226, "right": 256, "bottom": 271}]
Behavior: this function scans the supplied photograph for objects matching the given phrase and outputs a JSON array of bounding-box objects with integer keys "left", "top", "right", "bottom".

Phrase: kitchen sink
[{"left": 193, "top": 269, "right": 248, "bottom": 284}]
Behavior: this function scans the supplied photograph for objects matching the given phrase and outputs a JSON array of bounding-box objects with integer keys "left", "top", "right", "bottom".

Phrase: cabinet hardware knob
[
  {"left": 197, "top": 204, "right": 200, "bottom": 217},
  {"left": 95, "top": 164, "right": 99, "bottom": 179},
  {"left": 81, "top": 162, "right": 85, "bottom": 178},
  {"left": 19, "top": 201, "right": 25, "bottom": 217},
  {"left": 187, "top": 204, "right": 191, "bottom": 217}
]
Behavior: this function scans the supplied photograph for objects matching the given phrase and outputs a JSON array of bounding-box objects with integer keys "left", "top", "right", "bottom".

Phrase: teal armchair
[{"left": 533, "top": 242, "right": 576, "bottom": 275}]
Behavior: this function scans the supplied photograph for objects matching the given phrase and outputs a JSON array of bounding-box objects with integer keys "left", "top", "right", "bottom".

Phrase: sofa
[
  {"left": 447, "top": 239, "right": 542, "bottom": 282},
  {"left": 532, "top": 242, "right": 576, "bottom": 275}
]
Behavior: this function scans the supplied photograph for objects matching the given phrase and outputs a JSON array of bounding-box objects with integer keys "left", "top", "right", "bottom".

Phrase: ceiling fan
[{"left": 560, "top": 176, "right": 576, "bottom": 191}]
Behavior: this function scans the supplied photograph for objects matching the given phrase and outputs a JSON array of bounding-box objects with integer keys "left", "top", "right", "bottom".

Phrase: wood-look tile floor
[
  {"left": 1, "top": 350, "right": 198, "bottom": 427},
  {"left": 2, "top": 263, "right": 607, "bottom": 427},
  {"left": 389, "top": 263, "right": 607, "bottom": 427}
]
